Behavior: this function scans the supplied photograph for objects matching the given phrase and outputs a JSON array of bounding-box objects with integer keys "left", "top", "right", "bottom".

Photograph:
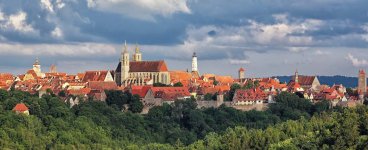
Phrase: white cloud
[
  {"left": 168, "top": 15, "right": 323, "bottom": 56},
  {"left": 40, "top": 0, "right": 54, "bottom": 13},
  {"left": 56, "top": 0, "right": 66, "bottom": 9},
  {"left": 314, "top": 50, "right": 330, "bottom": 55},
  {"left": 229, "top": 59, "right": 251, "bottom": 65},
  {"left": 87, "top": 0, "right": 191, "bottom": 21},
  {"left": 0, "top": 42, "right": 117, "bottom": 56},
  {"left": 0, "top": 11, "right": 4, "bottom": 21},
  {"left": 346, "top": 53, "right": 368, "bottom": 67},
  {"left": 362, "top": 24, "right": 368, "bottom": 42},
  {"left": 51, "top": 27, "right": 63, "bottom": 38},
  {"left": 0, "top": 11, "right": 36, "bottom": 33}
]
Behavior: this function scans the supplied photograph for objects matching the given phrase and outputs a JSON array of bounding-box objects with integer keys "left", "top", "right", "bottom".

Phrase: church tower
[
  {"left": 358, "top": 69, "right": 367, "bottom": 95},
  {"left": 238, "top": 67, "right": 245, "bottom": 80},
  {"left": 192, "top": 52, "right": 198, "bottom": 72},
  {"left": 133, "top": 44, "right": 142, "bottom": 62},
  {"left": 120, "top": 41, "right": 130, "bottom": 86},
  {"left": 33, "top": 58, "right": 41, "bottom": 75},
  {"left": 295, "top": 70, "right": 299, "bottom": 83}
]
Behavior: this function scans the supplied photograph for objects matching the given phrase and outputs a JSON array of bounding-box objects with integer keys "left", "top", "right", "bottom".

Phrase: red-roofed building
[
  {"left": 67, "top": 88, "right": 91, "bottom": 97},
  {"left": 82, "top": 71, "right": 114, "bottom": 82},
  {"left": 232, "top": 88, "right": 268, "bottom": 105},
  {"left": 143, "top": 87, "right": 191, "bottom": 105},
  {"left": 290, "top": 70, "right": 320, "bottom": 91},
  {"left": 114, "top": 43, "right": 171, "bottom": 86},
  {"left": 13, "top": 103, "right": 29, "bottom": 115},
  {"left": 88, "top": 81, "right": 118, "bottom": 91}
]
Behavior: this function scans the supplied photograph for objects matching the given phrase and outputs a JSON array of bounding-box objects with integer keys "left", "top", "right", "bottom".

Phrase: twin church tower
[{"left": 115, "top": 41, "right": 199, "bottom": 86}]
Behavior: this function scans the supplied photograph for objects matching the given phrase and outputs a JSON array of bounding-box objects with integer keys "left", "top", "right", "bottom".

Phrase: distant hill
[{"left": 275, "top": 75, "right": 358, "bottom": 88}]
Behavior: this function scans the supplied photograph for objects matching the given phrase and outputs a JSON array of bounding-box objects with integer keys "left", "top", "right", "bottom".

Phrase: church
[{"left": 115, "top": 42, "right": 170, "bottom": 86}]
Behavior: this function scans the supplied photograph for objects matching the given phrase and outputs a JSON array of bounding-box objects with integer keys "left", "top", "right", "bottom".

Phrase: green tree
[
  {"left": 58, "top": 91, "right": 66, "bottom": 97},
  {"left": 229, "top": 83, "right": 241, "bottom": 101},
  {"left": 129, "top": 95, "right": 143, "bottom": 113},
  {"left": 173, "top": 82, "right": 183, "bottom": 87},
  {"left": 0, "top": 89, "right": 9, "bottom": 101},
  {"left": 204, "top": 93, "right": 213, "bottom": 101}
]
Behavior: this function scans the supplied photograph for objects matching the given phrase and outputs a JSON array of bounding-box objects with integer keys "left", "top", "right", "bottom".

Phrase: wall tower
[{"left": 358, "top": 69, "right": 367, "bottom": 95}]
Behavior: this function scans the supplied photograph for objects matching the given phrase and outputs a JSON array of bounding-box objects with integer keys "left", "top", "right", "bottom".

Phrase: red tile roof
[
  {"left": 26, "top": 70, "right": 38, "bottom": 79},
  {"left": 131, "top": 85, "right": 152, "bottom": 98},
  {"left": 0, "top": 73, "right": 13, "bottom": 81},
  {"left": 82, "top": 71, "right": 109, "bottom": 82},
  {"left": 152, "top": 87, "right": 191, "bottom": 101},
  {"left": 215, "top": 76, "right": 234, "bottom": 85},
  {"left": 239, "top": 67, "right": 245, "bottom": 72},
  {"left": 233, "top": 88, "right": 267, "bottom": 102},
  {"left": 116, "top": 61, "right": 168, "bottom": 72},
  {"left": 359, "top": 69, "right": 366, "bottom": 74},
  {"left": 67, "top": 88, "right": 91, "bottom": 96},
  {"left": 88, "top": 81, "right": 118, "bottom": 91},
  {"left": 13, "top": 103, "right": 29, "bottom": 112},
  {"left": 291, "top": 75, "right": 316, "bottom": 86}
]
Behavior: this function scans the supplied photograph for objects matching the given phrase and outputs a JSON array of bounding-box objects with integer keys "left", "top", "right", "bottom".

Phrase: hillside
[{"left": 275, "top": 75, "right": 358, "bottom": 88}]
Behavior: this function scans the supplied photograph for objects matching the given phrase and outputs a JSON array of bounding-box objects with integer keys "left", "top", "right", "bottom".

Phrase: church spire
[
  {"left": 133, "top": 43, "right": 142, "bottom": 61},
  {"left": 135, "top": 43, "right": 140, "bottom": 53},
  {"left": 295, "top": 69, "right": 299, "bottom": 83},
  {"left": 34, "top": 58, "right": 40, "bottom": 65},
  {"left": 123, "top": 40, "right": 128, "bottom": 53}
]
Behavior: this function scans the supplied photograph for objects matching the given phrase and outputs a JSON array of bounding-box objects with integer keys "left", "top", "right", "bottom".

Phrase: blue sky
[{"left": 0, "top": 0, "right": 368, "bottom": 77}]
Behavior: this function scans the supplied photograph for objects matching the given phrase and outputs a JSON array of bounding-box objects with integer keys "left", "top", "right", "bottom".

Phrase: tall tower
[
  {"left": 133, "top": 44, "right": 142, "bottom": 62},
  {"left": 358, "top": 69, "right": 367, "bottom": 95},
  {"left": 295, "top": 70, "right": 299, "bottom": 83},
  {"left": 50, "top": 64, "right": 57, "bottom": 73},
  {"left": 238, "top": 67, "right": 245, "bottom": 79},
  {"left": 33, "top": 58, "right": 41, "bottom": 74},
  {"left": 192, "top": 52, "right": 198, "bottom": 72},
  {"left": 120, "top": 41, "right": 130, "bottom": 86}
]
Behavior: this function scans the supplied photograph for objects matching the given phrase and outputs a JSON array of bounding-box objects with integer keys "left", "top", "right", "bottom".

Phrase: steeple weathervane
[
  {"left": 124, "top": 40, "right": 128, "bottom": 53},
  {"left": 135, "top": 43, "right": 140, "bottom": 53},
  {"left": 34, "top": 57, "right": 40, "bottom": 65}
]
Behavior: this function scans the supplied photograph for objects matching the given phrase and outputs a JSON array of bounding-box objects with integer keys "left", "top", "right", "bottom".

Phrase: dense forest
[{"left": 0, "top": 89, "right": 368, "bottom": 149}]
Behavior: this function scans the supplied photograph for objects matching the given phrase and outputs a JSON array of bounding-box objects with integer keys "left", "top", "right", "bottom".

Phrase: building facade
[{"left": 115, "top": 42, "right": 170, "bottom": 86}]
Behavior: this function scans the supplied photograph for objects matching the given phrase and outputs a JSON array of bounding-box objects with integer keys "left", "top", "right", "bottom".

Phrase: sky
[{"left": 0, "top": 0, "right": 368, "bottom": 77}]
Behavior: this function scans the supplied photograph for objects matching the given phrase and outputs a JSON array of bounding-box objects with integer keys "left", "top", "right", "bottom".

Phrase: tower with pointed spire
[
  {"left": 238, "top": 67, "right": 245, "bottom": 80},
  {"left": 119, "top": 41, "right": 130, "bottom": 86},
  {"left": 295, "top": 69, "right": 299, "bottom": 83},
  {"left": 33, "top": 58, "right": 41, "bottom": 75},
  {"left": 133, "top": 44, "right": 142, "bottom": 62},
  {"left": 50, "top": 64, "right": 57, "bottom": 73}
]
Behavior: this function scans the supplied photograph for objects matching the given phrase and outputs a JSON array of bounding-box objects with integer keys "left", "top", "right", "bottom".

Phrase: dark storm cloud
[
  {"left": 0, "top": 0, "right": 368, "bottom": 76},
  {"left": 1, "top": 0, "right": 367, "bottom": 46}
]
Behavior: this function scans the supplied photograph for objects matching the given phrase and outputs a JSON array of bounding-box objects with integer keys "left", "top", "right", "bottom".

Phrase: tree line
[{"left": 0, "top": 89, "right": 366, "bottom": 149}]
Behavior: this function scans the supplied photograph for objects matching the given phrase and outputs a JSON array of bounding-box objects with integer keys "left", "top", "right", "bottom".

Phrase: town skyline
[{"left": 2, "top": 45, "right": 367, "bottom": 78}]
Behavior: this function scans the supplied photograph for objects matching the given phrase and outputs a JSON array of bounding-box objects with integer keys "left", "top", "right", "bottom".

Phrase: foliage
[
  {"left": 173, "top": 82, "right": 184, "bottom": 87},
  {"left": 153, "top": 83, "right": 170, "bottom": 87},
  {"left": 0, "top": 89, "right": 367, "bottom": 149}
]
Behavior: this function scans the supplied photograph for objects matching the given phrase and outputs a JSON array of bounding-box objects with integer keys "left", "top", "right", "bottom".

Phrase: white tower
[
  {"left": 192, "top": 52, "right": 198, "bottom": 72},
  {"left": 120, "top": 41, "right": 130, "bottom": 85},
  {"left": 33, "top": 58, "right": 41, "bottom": 74},
  {"left": 133, "top": 44, "right": 142, "bottom": 62},
  {"left": 295, "top": 69, "right": 299, "bottom": 83}
]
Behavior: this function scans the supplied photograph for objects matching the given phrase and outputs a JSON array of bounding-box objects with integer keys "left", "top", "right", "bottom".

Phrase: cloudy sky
[{"left": 0, "top": 0, "right": 368, "bottom": 77}]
